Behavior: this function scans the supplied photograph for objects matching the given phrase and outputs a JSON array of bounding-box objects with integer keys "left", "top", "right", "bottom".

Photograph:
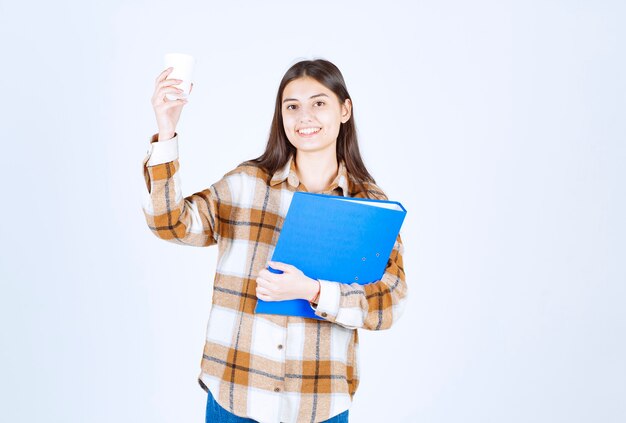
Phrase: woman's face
[{"left": 281, "top": 77, "right": 351, "bottom": 156}]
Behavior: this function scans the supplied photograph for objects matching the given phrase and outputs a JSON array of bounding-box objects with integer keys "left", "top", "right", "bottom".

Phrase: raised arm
[
  {"left": 142, "top": 133, "right": 220, "bottom": 247},
  {"left": 141, "top": 67, "right": 219, "bottom": 247}
]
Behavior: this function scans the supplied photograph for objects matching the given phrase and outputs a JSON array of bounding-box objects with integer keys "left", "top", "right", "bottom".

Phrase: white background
[{"left": 1, "top": 1, "right": 624, "bottom": 422}]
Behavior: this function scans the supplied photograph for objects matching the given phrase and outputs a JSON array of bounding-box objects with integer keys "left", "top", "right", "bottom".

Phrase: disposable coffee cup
[{"left": 164, "top": 53, "right": 196, "bottom": 100}]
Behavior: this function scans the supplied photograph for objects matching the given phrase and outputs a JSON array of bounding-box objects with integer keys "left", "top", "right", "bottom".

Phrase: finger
[
  {"left": 257, "top": 293, "right": 273, "bottom": 302},
  {"left": 256, "top": 277, "right": 270, "bottom": 288},
  {"left": 261, "top": 267, "right": 283, "bottom": 279},
  {"left": 156, "top": 83, "right": 182, "bottom": 99},
  {"left": 259, "top": 269, "right": 274, "bottom": 280},
  {"left": 157, "top": 78, "right": 183, "bottom": 90},
  {"left": 152, "top": 85, "right": 183, "bottom": 103},
  {"left": 155, "top": 67, "right": 174, "bottom": 85},
  {"left": 256, "top": 285, "right": 270, "bottom": 295},
  {"left": 157, "top": 86, "right": 184, "bottom": 98},
  {"left": 256, "top": 287, "right": 272, "bottom": 301},
  {"left": 268, "top": 261, "right": 295, "bottom": 272},
  {"left": 152, "top": 87, "right": 185, "bottom": 105},
  {"left": 153, "top": 93, "right": 185, "bottom": 106},
  {"left": 261, "top": 269, "right": 282, "bottom": 284}
]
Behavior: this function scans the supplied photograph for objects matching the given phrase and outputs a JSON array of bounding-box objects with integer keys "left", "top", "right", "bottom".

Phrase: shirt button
[
  {"left": 277, "top": 344, "right": 283, "bottom": 350},
  {"left": 274, "top": 387, "right": 280, "bottom": 392},
  {"left": 321, "top": 312, "right": 327, "bottom": 317}
]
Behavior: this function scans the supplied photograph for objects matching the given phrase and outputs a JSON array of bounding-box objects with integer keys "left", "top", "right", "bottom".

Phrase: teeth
[{"left": 298, "top": 127, "right": 320, "bottom": 135}]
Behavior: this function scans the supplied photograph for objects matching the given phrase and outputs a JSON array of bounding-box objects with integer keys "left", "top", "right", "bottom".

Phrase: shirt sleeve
[
  {"left": 310, "top": 233, "right": 407, "bottom": 330},
  {"left": 141, "top": 132, "right": 220, "bottom": 247}
]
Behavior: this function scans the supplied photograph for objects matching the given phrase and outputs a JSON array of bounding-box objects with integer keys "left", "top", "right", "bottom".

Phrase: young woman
[{"left": 142, "top": 59, "right": 407, "bottom": 423}]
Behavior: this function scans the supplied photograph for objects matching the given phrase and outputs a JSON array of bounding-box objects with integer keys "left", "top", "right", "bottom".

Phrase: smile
[{"left": 297, "top": 127, "right": 321, "bottom": 135}]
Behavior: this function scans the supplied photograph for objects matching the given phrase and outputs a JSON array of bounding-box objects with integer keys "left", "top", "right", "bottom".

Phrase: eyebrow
[{"left": 282, "top": 93, "right": 329, "bottom": 104}]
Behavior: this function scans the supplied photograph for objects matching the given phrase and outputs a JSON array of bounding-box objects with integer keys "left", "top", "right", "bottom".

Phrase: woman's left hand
[{"left": 256, "top": 261, "right": 319, "bottom": 302}]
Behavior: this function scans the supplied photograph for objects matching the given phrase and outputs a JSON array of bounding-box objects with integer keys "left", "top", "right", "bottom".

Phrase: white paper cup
[{"left": 164, "top": 53, "right": 196, "bottom": 100}]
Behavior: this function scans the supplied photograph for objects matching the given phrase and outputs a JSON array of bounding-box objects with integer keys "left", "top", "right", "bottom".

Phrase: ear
[{"left": 341, "top": 98, "right": 352, "bottom": 123}]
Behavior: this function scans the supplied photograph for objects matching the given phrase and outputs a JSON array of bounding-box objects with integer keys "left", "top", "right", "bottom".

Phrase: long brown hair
[{"left": 242, "top": 59, "right": 377, "bottom": 197}]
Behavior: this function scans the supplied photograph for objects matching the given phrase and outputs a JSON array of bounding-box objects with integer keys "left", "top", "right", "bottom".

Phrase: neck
[{"left": 294, "top": 150, "right": 339, "bottom": 194}]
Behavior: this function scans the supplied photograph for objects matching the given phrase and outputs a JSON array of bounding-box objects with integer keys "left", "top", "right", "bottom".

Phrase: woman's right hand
[{"left": 151, "top": 67, "right": 193, "bottom": 141}]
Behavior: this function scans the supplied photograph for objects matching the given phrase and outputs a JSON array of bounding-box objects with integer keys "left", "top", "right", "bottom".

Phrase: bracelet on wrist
[{"left": 309, "top": 279, "right": 321, "bottom": 303}]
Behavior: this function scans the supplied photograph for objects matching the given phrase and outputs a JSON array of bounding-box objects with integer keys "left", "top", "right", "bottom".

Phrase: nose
[{"left": 298, "top": 105, "right": 314, "bottom": 122}]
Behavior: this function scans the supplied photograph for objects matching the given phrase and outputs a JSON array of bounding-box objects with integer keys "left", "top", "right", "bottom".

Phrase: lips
[{"left": 297, "top": 127, "right": 321, "bottom": 136}]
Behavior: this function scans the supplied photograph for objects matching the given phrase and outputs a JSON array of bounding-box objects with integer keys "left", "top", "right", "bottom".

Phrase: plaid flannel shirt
[{"left": 141, "top": 133, "right": 407, "bottom": 423}]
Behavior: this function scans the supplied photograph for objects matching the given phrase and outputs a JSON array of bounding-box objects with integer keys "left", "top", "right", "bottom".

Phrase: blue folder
[{"left": 254, "top": 191, "right": 407, "bottom": 320}]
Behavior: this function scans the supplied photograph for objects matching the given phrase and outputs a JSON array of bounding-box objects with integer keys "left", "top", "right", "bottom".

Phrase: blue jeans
[{"left": 205, "top": 388, "right": 349, "bottom": 422}]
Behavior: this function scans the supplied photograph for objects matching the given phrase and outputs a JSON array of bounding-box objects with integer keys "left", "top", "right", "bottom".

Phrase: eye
[
  {"left": 286, "top": 104, "right": 297, "bottom": 110},
  {"left": 315, "top": 101, "right": 325, "bottom": 106}
]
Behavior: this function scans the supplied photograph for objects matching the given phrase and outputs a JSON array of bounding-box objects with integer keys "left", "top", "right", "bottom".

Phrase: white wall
[{"left": 1, "top": 1, "right": 624, "bottom": 422}]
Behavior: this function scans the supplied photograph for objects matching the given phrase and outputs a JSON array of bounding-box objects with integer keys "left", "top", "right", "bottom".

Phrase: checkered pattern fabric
[{"left": 141, "top": 133, "right": 407, "bottom": 423}]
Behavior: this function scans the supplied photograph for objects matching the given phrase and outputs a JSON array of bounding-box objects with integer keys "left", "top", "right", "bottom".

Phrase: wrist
[
  {"left": 158, "top": 131, "right": 175, "bottom": 142},
  {"left": 308, "top": 278, "right": 320, "bottom": 303}
]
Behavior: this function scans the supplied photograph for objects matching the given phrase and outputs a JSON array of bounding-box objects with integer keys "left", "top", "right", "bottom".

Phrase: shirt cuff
[
  {"left": 312, "top": 280, "right": 340, "bottom": 318},
  {"left": 145, "top": 133, "right": 178, "bottom": 166}
]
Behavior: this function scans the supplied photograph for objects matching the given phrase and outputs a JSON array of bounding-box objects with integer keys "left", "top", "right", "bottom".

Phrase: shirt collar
[{"left": 270, "top": 155, "right": 350, "bottom": 197}]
